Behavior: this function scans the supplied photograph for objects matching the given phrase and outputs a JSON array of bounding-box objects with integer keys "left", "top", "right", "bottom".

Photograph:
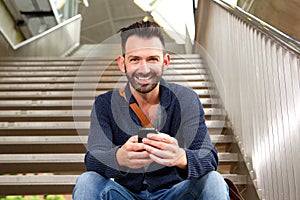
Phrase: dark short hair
[{"left": 119, "top": 21, "right": 165, "bottom": 55}]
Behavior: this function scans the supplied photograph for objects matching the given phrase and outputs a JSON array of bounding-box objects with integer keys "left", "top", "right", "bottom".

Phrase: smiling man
[
  {"left": 120, "top": 34, "right": 167, "bottom": 94},
  {"left": 73, "top": 21, "right": 229, "bottom": 200}
]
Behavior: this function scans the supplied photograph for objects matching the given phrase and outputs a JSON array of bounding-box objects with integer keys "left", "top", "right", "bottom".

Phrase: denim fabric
[{"left": 73, "top": 171, "right": 229, "bottom": 200}]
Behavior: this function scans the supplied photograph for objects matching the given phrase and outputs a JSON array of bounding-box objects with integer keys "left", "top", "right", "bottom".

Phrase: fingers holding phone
[
  {"left": 116, "top": 135, "right": 153, "bottom": 169},
  {"left": 142, "top": 132, "right": 187, "bottom": 169}
]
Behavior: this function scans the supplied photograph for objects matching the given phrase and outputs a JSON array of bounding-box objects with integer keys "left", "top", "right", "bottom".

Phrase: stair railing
[
  {"left": 195, "top": 0, "right": 300, "bottom": 199},
  {"left": 0, "top": 14, "right": 81, "bottom": 57}
]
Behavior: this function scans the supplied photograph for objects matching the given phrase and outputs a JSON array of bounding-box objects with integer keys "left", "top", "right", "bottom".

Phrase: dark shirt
[{"left": 85, "top": 78, "right": 218, "bottom": 193}]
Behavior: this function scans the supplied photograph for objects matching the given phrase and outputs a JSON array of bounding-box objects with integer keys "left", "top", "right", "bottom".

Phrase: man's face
[{"left": 122, "top": 35, "right": 168, "bottom": 94}]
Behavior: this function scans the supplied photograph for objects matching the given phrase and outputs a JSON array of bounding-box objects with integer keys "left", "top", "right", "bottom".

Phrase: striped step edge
[
  {"left": 0, "top": 153, "right": 239, "bottom": 163},
  {"left": 0, "top": 174, "right": 247, "bottom": 186},
  {"left": 0, "top": 135, "right": 233, "bottom": 145}
]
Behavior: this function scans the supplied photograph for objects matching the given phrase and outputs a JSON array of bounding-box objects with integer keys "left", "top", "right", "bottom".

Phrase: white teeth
[{"left": 137, "top": 76, "right": 151, "bottom": 80}]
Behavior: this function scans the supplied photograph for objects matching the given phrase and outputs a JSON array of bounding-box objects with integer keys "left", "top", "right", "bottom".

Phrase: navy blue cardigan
[{"left": 85, "top": 79, "right": 218, "bottom": 193}]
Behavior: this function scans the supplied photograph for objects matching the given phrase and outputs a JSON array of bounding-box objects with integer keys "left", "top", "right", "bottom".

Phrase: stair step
[
  {"left": 0, "top": 175, "right": 77, "bottom": 195},
  {"left": 0, "top": 154, "right": 85, "bottom": 164},
  {"left": 222, "top": 174, "right": 247, "bottom": 185},
  {"left": 0, "top": 74, "right": 211, "bottom": 83},
  {"left": 0, "top": 173, "right": 246, "bottom": 195},
  {"left": 0, "top": 174, "right": 247, "bottom": 186},
  {"left": 0, "top": 153, "right": 238, "bottom": 163},
  {"left": 0, "top": 108, "right": 224, "bottom": 118},
  {"left": 0, "top": 54, "right": 200, "bottom": 61},
  {"left": 0, "top": 135, "right": 233, "bottom": 154},
  {"left": 0, "top": 55, "right": 203, "bottom": 68},
  {"left": 0, "top": 98, "right": 221, "bottom": 108},
  {"left": 0, "top": 174, "right": 246, "bottom": 186},
  {"left": 0, "top": 56, "right": 203, "bottom": 67},
  {"left": 0, "top": 89, "right": 218, "bottom": 99},
  {"left": 0, "top": 69, "right": 209, "bottom": 76},
  {"left": 218, "top": 153, "right": 239, "bottom": 162},
  {"left": 0, "top": 63, "right": 206, "bottom": 71},
  {"left": 0, "top": 135, "right": 233, "bottom": 145},
  {"left": 0, "top": 63, "right": 205, "bottom": 71},
  {"left": 0, "top": 82, "right": 213, "bottom": 91},
  {"left": 0, "top": 120, "right": 227, "bottom": 130},
  {"left": 0, "top": 153, "right": 238, "bottom": 174}
]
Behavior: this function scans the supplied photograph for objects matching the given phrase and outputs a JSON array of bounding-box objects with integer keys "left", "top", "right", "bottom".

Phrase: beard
[{"left": 125, "top": 64, "right": 164, "bottom": 94}]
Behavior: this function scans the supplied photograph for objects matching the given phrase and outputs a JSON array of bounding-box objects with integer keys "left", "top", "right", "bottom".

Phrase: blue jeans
[{"left": 73, "top": 171, "right": 229, "bottom": 200}]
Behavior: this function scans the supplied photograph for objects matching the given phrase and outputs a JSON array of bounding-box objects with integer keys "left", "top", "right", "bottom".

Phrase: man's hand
[
  {"left": 116, "top": 135, "right": 153, "bottom": 169},
  {"left": 142, "top": 133, "right": 187, "bottom": 169}
]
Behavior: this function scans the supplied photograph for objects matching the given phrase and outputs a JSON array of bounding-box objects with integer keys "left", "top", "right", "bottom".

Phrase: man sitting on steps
[{"left": 72, "top": 20, "right": 229, "bottom": 200}]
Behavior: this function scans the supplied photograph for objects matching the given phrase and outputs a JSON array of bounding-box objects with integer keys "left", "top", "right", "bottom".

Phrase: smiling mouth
[
  {"left": 134, "top": 74, "right": 153, "bottom": 84},
  {"left": 136, "top": 75, "right": 151, "bottom": 80},
  {"left": 129, "top": 73, "right": 160, "bottom": 93}
]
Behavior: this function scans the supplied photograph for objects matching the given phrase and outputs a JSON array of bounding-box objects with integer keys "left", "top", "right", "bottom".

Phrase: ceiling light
[
  {"left": 83, "top": 0, "right": 89, "bottom": 7},
  {"left": 133, "top": 0, "right": 153, "bottom": 12},
  {"left": 143, "top": 16, "right": 149, "bottom": 22}
]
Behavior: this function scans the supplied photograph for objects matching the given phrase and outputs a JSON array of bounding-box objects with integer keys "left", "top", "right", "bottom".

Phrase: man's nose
[{"left": 139, "top": 61, "right": 150, "bottom": 73}]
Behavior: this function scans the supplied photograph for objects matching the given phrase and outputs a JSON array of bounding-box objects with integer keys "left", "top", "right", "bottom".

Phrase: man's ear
[
  {"left": 163, "top": 53, "right": 170, "bottom": 70},
  {"left": 117, "top": 56, "right": 126, "bottom": 73}
]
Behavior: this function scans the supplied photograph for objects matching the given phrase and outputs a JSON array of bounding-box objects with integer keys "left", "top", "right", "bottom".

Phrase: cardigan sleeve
[
  {"left": 84, "top": 97, "right": 127, "bottom": 178},
  {"left": 177, "top": 89, "right": 219, "bottom": 179}
]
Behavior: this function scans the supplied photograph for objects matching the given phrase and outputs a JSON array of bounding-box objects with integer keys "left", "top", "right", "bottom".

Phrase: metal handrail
[
  {"left": 213, "top": 0, "right": 300, "bottom": 54},
  {"left": 10, "top": 14, "right": 81, "bottom": 50}
]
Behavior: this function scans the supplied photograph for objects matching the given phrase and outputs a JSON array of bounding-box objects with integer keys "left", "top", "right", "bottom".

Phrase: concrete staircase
[{"left": 0, "top": 54, "right": 248, "bottom": 196}]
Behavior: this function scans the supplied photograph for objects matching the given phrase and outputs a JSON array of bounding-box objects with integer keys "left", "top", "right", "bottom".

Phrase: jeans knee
[
  {"left": 206, "top": 171, "right": 225, "bottom": 182},
  {"left": 199, "top": 171, "right": 229, "bottom": 200},
  {"left": 204, "top": 171, "right": 228, "bottom": 188},
  {"left": 76, "top": 171, "right": 105, "bottom": 186},
  {"left": 73, "top": 171, "right": 107, "bottom": 200}
]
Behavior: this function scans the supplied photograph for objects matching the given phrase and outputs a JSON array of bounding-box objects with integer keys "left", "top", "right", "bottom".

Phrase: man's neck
[
  {"left": 130, "top": 84, "right": 160, "bottom": 125},
  {"left": 130, "top": 84, "right": 160, "bottom": 107}
]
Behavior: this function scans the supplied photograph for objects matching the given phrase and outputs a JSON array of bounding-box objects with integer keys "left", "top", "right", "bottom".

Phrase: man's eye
[
  {"left": 149, "top": 58, "right": 159, "bottom": 62},
  {"left": 130, "top": 58, "right": 139, "bottom": 63}
]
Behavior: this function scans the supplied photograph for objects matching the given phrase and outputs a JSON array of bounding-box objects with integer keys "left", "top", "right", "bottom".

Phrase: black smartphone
[{"left": 138, "top": 127, "right": 157, "bottom": 143}]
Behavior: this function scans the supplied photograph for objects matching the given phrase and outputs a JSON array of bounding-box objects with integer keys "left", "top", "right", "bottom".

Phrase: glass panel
[{"left": 2, "top": 0, "right": 78, "bottom": 38}]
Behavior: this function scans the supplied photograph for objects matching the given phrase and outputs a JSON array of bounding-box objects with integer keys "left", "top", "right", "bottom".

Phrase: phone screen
[{"left": 138, "top": 127, "right": 157, "bottom": 143}]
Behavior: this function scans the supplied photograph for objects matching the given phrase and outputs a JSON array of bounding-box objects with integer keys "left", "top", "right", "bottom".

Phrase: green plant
[
  {"left": 1, "top": 196, "right": 25, "bottom": 200},
  {"left": 45, "top": 196, "right": 65, "bottom": 200},
  {"left": 0, "top": 196, "right": 65, "bottom": 200},
  {"left": 28, "top": 197, "right": 41, "bottom": 200}
]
